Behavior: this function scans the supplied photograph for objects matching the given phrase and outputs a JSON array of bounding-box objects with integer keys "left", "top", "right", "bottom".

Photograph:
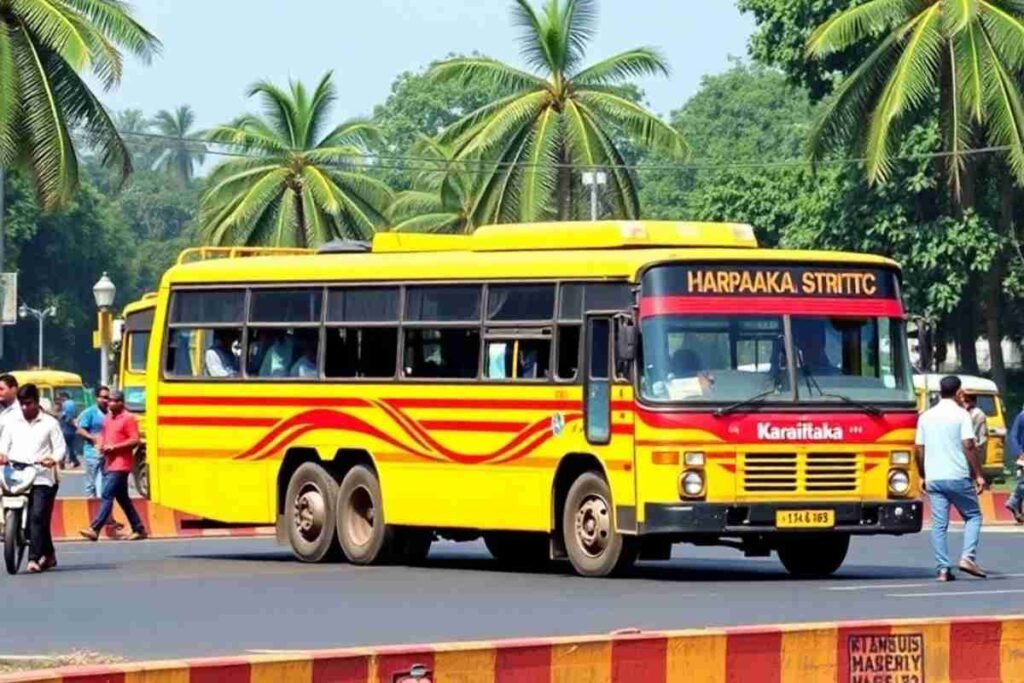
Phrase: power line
[{"left": 114, "top": 129, "right": 1019, "bottom": 175}]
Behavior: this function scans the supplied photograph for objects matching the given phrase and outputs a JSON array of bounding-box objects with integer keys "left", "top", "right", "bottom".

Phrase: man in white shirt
[
  {"left": 0, "top": 383, "right": 65, "bottom": 573},
  {"left": 0, "top": 373, "right": 21, "bottom": 436},
  {"left": 963, "top": 393, "right": 989, "bottom": 456},
  {"left": 204, "top": 330, "right": 240, "bottom": 378},
  {"left": 915, "top": 376, "right": 986, "bottom": 582}
]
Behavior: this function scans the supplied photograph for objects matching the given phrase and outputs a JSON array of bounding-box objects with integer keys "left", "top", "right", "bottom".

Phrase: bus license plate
[{"left": 776, "top": 509, "right": 834, "bottom": 528}]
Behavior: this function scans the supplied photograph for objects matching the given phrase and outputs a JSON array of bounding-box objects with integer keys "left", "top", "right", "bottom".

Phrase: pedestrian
[
  {"left": 1006, "top": 405, "right": 1024, "bottom": 523},
  {"left": 962, "top": 393, "right": 988, "bottom": 461},
  {"left": 915, "top": 375, "right": 987, "bottom": 581},
  {"left": 58, "top": 392, "right": 80, "bottom": 469},
  {"left": 77, "top": 391, "right": 146, "bottom": 542},
  {"left": 0, "top": 384, "right": 65, "bottom": 573},
  {"left": 0, "top": 374, "right": 21, "bottom": 434},
  {"left": 74, "top": 386, "right": 110, "bottom": 498}
]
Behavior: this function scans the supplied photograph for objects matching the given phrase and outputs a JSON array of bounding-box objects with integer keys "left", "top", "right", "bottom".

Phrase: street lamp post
[
  {"left": 581, "top": 170, "right": 607, "bottom": 221},
  {"left": 19, "top": 302, "right": 56, "bottom": 368},
  {"left": 92, "top": 273, "right": 116, "bottom": 387}
]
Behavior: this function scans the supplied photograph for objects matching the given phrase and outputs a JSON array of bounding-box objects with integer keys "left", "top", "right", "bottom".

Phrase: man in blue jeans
[
  {"left": 74, "top": 386, "right": 109, "bottom": 498},
  {"left": 915, "top": 375, "right": 987, "bottom": 581}
]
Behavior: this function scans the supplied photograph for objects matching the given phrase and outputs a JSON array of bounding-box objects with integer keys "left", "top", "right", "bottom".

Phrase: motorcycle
[{"left": 1, "top": 463, "right": 37, "bottom": 575}]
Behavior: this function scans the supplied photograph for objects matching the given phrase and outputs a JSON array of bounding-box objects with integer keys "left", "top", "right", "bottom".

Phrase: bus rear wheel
[
  {"left": 562, "top": 472, "right": 636, "bottom": 577},
  {"left": 484, "top": 532, "right": 550, "bottom": 570},
  {"left": 336, "top": 465, "right": 394, "bottom": 565},
  {"left": 777, "top": 533, "right": 850, "bottom": 578},
  {"left": 285, "top": 463, "right": 342, "bottom": 563}
]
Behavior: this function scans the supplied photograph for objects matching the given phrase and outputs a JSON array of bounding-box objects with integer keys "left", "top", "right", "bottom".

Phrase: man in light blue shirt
[
  {"left": 915, "top": 376, "right": 986, "bottom": 581},
  {"left": 74, "top": 386, "right": 110, "bottom": 498}
]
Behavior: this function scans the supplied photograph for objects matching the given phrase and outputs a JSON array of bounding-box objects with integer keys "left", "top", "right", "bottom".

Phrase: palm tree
[
  {"left": 201, "top": 72, "right": 392, "bottom": 247},
  {"left": 152, "top": 105, "right": 206, "bottom": 186},
  {"left": 806, "top": 0, "right": 1024, "bottom": 192},
  {"left": 112, "top": 108, "right": 158, "bottom": 170},
  {"left": 0, "top": 0, "right": 160, "bottom": 209},
  {"left": 429, "top": 0, "right": 687, "bottom": 223},
  {"left": 388, "top": 137, "right": 475, "bottom": 233},
  {"left": 806, "top": 1, "right": 1024, "bottom": 393}
]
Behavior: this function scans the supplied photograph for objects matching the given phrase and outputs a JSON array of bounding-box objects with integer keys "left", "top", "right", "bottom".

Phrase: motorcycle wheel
[{"left": 4, "top": 508, "right": 25, "bottom": 575}]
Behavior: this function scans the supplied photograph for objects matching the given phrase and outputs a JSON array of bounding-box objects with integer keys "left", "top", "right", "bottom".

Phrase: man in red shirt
[{"left": 78, "top": 391, "right": 147, "bottom": 541}]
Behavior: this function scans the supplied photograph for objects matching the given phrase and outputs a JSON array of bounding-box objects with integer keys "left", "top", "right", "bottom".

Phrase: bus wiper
[
  {"left": 795, "top": 346, "right": 882, "bottom": 417},
  {"left": 813, "top": 392, "right": 883, "bottom": 417},
  {"left": 714, "top": 389, "right": 777, "bottom": 418}
]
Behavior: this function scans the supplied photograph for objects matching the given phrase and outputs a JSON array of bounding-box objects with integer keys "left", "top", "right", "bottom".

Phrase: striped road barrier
[
  {"left": 49, "top": 498, "right": 273, "bottom": 541},
  {"left": 2, "top": 614, "right": 1021, "bottom": 682}
]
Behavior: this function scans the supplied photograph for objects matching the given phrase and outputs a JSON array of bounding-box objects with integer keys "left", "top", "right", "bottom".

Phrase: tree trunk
[
  {"left": 955, "top": 283, "right": 980, "bottom": 374},
  {"left": 985, "top": 171, "right": 1014, "bottom": 394},
  {"left": 557, "top": 148, "right": 572, "bottom": 221}
]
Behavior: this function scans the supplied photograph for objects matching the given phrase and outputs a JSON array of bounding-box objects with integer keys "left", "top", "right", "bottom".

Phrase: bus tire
[
  {"left": 284, "top": 463, "right": 342, "bottom": 563},
  {"left": 336, "top": 465, "right": 393, "bottom": 565},
  {"left": 561, "top": 472, "right": 636, "bottom": 577},
  {"left": 777, "top": 533, "right": 850, "bottom": 579},
  {"left": 484, "top": 532, "right": 550, "bottom": 570},
  {"left": 132, "top": 445, "right": 149, "bottom": 499}
]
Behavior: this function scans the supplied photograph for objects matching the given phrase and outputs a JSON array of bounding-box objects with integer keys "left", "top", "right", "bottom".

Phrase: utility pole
[
  {"left": 19, "top": 303, "right": 55, "bottom": 368},
  {"left": 581, "top": 170, "right": 607, "bottom": 221}
]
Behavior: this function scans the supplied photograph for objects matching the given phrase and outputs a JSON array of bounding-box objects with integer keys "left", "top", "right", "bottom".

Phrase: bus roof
[
  {"left": 5, "top": 369, "right": 85, "bottom": 386},
  {"left": 122, "top": 293, "right": 157, "bottom": 317},
  {"left": 163, "top": 222, "right": 899, "bottom": 287}
]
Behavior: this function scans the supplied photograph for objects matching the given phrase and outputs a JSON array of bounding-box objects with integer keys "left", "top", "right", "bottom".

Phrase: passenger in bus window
[
  {"left": 259, "top": 331, "right": 293, "bottom": 377},
  {"left": 204, "top": 330, "right": 240, "bottom": 378},
  {"left": 290, "top": 334, "right": 318, "bottom": 378}
]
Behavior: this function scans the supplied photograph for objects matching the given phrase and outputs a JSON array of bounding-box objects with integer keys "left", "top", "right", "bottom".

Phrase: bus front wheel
[
  {"left": 336, "top": 465, "right": 394, "bottom": 565},
  {"left": 561, "top": 472, "right": 636, "bottom": 577},
  {"left": 285, "top": 463, "right": 342, "bottom": 563},
  {"left": 777, "top": 533, "right": 850, "bottom": 578}
]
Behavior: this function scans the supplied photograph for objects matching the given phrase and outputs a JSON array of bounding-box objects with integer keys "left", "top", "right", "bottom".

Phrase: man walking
[
  {"left": 58, "top": 392, "right": 80, "bottom": 469},
  {"left": 74, "top": 386, "right": 110, "bottom": 498},
  {"left": 963, "top": 393, "right": 988, "bottom": 462},
  {"left": 78, "top": 391, "right": 147, "bottom": 541},
  {"left": 0, "top": 384, "right": 65, "bottom": 573},
  {"left": 915, "top": 375, "right": 987, "bottom": 581}
]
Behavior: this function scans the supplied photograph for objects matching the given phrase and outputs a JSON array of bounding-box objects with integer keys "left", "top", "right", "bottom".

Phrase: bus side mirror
[{"left": 615, "top": 318, "right": 638, "bottom": 362}]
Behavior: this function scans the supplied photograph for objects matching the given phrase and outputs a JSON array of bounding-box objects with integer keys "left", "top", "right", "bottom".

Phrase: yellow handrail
[{"left": 176, "top": 247, "right": 314, "bottom": 265}]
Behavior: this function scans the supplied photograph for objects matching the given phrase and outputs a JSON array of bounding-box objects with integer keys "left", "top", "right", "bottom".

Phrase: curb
[
  {"left": 1, "top": 614, "right": 1021, "bottom": 682},
  {"left": 48, "top": 499, "right": 272, "bottom": 541}
]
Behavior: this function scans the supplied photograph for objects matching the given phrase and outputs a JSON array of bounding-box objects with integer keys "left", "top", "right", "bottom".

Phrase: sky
[{"left": 99, "top": 0, "right": 755, "bottom": 129}]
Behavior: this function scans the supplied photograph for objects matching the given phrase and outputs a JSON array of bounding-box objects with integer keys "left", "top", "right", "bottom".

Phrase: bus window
[
  {"left": 128, "top": 331, "right": 150, "bottom": 372},
  {"left": 556, "top": 325, "right": 581, "bottom": 381},
  {"left": 487, "top": 285, "right": 555, "bottom": 321},
  {"left": 247, "top": 289, "right": 322, "bottom": 379},
  {"left": 404, "top": 329, "right": 480, "bottom": 379},
  {"left": 406, "top": 286, "right": 481, "bottom": 322},
  {"left": 325, "top": 328, "right": 398, "bottom": 379},
  {"left": 484, "top": 338, "right": 551, "bottom": 380},
  {"left": 166, "top": 290, "right": 245, "bottom": 379}
]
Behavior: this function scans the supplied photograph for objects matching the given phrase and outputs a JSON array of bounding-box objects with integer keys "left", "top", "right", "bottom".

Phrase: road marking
[{"left": 887, "top": 589, "right": 1024, "bottom": 598}]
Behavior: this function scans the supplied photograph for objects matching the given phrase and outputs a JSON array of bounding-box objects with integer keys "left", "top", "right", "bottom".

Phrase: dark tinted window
[
  {"left": 249, "top": 289, "right": 322, "bottom": 323},
  {"left": 557, "top": 325, "right": 581, "bottom": 380},
  {"left": 590, "top": 319, "right": 610, "bottom": 379},
  {"left": 487, "top": 285, "right": 555, "bottom": 321},
  {"left": 406, "top": 286, "right": 481, "bottom": 321},
  {"left": 171, "top": 290, "right": 244, "bottom": 324},
  {"left": 325, "top": 328, "right": 398, "bottom": 378},
  {"left": 559, "top": 284, "right": 583, "bottom": 320},
  {"left": 586, "top": 283, "right": 632, "bottom": 311},
  {"left": 327, "top": 288, "right": 399, "bottom": 322},
  {"left": 404, "top": 328, "right": 480, "bottom": 378}
]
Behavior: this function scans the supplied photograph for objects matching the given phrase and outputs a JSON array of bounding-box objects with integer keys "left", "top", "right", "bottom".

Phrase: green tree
[
  {"left": 373, "top": 55, "right": 501, "bottom": 191},
  {"left": 388, "top": 137, "right": 476, "bottom": 233},
  {"left": 201, "top": 72, "right": 392, "bottom": 247},
  {"left": 430, "top": 0, "right": 686, "bottom": 223},
  {"left": 152, "top": 105, "right": 206, "bottom": 186},
  {"left": 805, "top": 0, "right": 1024, "bottom": 391},
  {"left": 0, "top": 0, "right": 160, "bottom": 209}
]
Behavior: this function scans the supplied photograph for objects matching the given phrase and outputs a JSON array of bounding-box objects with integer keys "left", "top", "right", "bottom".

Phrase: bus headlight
[
  {"left": 888, "top": 469, "right": 911, "bottom": 497},
  {"left": 890, "top": 451, "right": 912, "bottom": 466},
  {"left": 680, "top": 470, "right": 705, "bottom": 498}
]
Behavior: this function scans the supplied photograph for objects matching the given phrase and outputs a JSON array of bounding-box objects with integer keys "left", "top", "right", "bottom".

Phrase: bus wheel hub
[
  {"left": 294, "top": 487, "right": 325, "bottom": 540},
  {"left": 575, "top": 496, "right": 610, "bottom": 556}
]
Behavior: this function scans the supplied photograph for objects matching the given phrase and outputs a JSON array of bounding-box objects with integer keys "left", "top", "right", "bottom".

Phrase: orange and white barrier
[
  {"left": 3, "top": 614, "right": 1022, "bottom": 682},
  {"left": 923, "top": 490, "right": 1017, "bottom": 524},
  {"left": 50, "top": 498, "right": 272, "bottom": 541}
]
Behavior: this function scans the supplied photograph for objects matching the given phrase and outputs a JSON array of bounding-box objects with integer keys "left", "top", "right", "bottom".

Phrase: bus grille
[{"left": 742, "top": 453, "right": 858, "bottom": 494}]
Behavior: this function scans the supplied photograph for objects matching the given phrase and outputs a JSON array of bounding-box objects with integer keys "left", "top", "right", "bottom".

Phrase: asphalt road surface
[{"left": 2, "top": 531, "right": 1023, "bottom": 660}]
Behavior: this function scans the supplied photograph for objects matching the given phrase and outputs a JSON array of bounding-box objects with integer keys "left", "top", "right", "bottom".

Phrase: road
[{"left": 2, "top": 530, "right": 1023, "bottom": 660}]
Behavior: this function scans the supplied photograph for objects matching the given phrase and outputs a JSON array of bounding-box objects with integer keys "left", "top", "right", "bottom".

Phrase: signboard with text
[{"left": 0, "top": 273, "right": 17, "bottom": 325}]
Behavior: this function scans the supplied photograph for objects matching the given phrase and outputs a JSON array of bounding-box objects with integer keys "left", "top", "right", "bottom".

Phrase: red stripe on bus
[
  {"left": 386, "top": 398, "right": 581, "bottom": 411},
  {"left": 157, "top": 416, "right": 279, "bottom": 428},
  {"left": 158, "top": 396, "right": 369, "bottom": 408},
  {"left": 640, "top": 296, "right": 904, "bottom": 318},
  {"left": 419, "top": 420, "right": 529, "bottom": 433}
]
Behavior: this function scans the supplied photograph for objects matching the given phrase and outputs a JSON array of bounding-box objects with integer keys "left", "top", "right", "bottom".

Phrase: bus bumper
[{"left": 640, "top": 500, "right": 923, "bottom": 536}]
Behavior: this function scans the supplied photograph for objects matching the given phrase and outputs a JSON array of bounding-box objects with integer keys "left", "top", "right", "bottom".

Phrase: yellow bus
[
  {"left": 147, "top": 221, "right": 921, "bottom": 578},
  {"left": 116, "top": 293, "right": 157, "bottom": 496},
  {"left": 7, "top": 369, "right": 92, "bottom": 412}
]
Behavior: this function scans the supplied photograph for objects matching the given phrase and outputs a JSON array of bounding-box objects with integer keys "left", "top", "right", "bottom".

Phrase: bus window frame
[{"left": 160, "top": 279, "right": 634, "bottom": 388}]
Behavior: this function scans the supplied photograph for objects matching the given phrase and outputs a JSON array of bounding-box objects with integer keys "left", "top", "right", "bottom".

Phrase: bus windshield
[{"left": 641, "top": 314, "right": 914, "bottom": 405}]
